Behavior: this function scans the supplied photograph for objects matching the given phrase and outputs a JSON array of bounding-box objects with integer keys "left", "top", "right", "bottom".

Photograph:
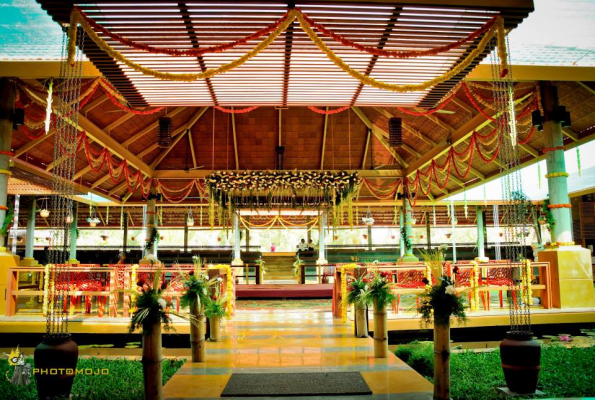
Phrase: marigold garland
[
  {"left": 307, "top": 106, "right": 350, "bottom": 115},
  {"left": 520, "top": 259, "right": 533, "bottom": 305},
  {"left": 214, "top": 106, "right": 259, "bottom": 114},
  {"left": 67, "top": 8, "right": 508, "bottom": 93},
  {"left": 545, "top": 172, "right": 569, "bottom": 179},
  {"left": 547, "top": 203, "right": 572, "bottom": 209},
  {"left": 340, "top": 263, "right": 359, "bottom": 323},
  {"left": 542, "top": 146, "right": 564, "bottom": 154},
  {"left": 207, "top": 264, "right": 234, "bottom": 316}
]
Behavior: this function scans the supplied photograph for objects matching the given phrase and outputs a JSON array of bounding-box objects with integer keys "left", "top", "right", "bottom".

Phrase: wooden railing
[
  {"left": 5, "top": 264, "right": 235, "bottom": 318},
  {"left": 332, "top": 261, "right": 552, "bottom": 318}
]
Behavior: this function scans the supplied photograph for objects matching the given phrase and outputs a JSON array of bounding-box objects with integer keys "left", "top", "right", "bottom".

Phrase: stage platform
[{"left": 235, "top": 283, "right": 333, "bottom": 299}]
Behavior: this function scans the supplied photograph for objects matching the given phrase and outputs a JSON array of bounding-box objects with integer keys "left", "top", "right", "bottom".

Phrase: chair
[
  {"left": 484, "top": 264, "right": 514, "bottom": 309},
  {"left": 392, "top": 268, "right": 426, "bottom": 313},
  {"left": 454, "top": 266, "right": 487, "bottom": 311}
]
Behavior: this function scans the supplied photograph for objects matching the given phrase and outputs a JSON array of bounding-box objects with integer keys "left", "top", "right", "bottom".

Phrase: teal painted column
[
  {"left": 0, "top": 79, "right": 15, "bottom": 249},
  {"left": 450, "top": 200, "right": 457, "bottom": 262},
  {"left": 145, "top": 196, "right": 157, "bottom": 258},
  {"left": 541, "top": 83, "right": 572, "bottom": 244},
  {"left": 476, "top": 206, "right": 485, "bottom": 259},
  {"left": 399, "top": 207, "right": 404, "bottom": 257},
  {"left": 367, "top": 224, "right": 372, "bottom": 251},
  {"left": 399, "top": 197, "right": 418, "bottom": 262},
  {"left": 24, "top": 198, "right": 36, "bottom": 260},
  {"left": 68, "top": 203, "right": 78, "bottom": 262}
]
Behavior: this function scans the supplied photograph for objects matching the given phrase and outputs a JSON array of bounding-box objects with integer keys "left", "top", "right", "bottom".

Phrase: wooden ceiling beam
[
  {"left": 103, "top": 112, "right": 135, "bottom": 134},
  {"left": 362, "top": 128, "right": 371, "bottom": 169},
  {"left": 15, "top": 129, "right": 55, "bottom": 157},
  {"left": 414, "top": 109, "right": 455, "bottom": 134},
  {"left": 320, "top": 108, "right": 329, "bottom": 170},
  {"left": 373, "top": 107, "right": 436, "bottom": 147},
  {"left": 231, "top": 107, "right": 239, "bottom": 169},
  {"left": 151, "top": 128, "right": 188, "bottom": 169},
  {"left": 121, "top": 107, "right": 185, "bottom": 148},
  {"left": 188, "top": 129, "right": 197, "bottom": 169},
  {"left": 81, "top": 94, "right": 108, "bottom": 116},
  {"left": 406, "top": 92, "right": 534, "bottom": 178},
  {"left": 577, "top": 81, "right": 595, "bottom": 96},
  {"left": 351, "top": 107, "right": 408, "bottom": 168},
  {"left": 137, "top": 107, "right": 208, "bottom": 159}
]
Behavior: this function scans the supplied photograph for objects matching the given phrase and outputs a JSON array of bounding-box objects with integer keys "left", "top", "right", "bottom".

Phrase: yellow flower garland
[
  {"left": 130, "top": 263, "right": 138, "bottom": 305},
  {"left": 42, "top": 263, "right": 50, "bottom": 316},
  {"left": 520, "top": 259, "right": 533, "bottom": 305},
  {"left": 469, "top": 261, "right": 480, "bottom": 311},
  {"left": 209, "top": 264, "right": 234, "bottom": 316},
  {"left": 67, "top": 8, "right": 509, "bottom": 93},
  {"left": 296, "top": 12, "right": 499, "bottom": 92},
  {"left": 68, "top": 9, "right": 299, "bottom": 82},
  {"left": 545, "top": 172, "right": 569, "bottom": 179},
  {"left": 340, "top": 263, "right": 359, "bottom": 323}
]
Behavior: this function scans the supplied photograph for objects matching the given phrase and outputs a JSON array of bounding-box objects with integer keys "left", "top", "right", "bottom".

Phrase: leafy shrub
[{"left": 0, "top": 356, "right": 185, "bottom": 400}]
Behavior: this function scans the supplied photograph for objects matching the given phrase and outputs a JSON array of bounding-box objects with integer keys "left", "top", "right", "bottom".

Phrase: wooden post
[
  {"left": 355, "top": 303, "right": 368, "bottom": 338},
  {"left": 142, "top": 320, "right": 163, "bottom": 400},
  {"left": 190, "top": 300, "right": 206, "bottom": 362},
  {"left": 373, "top": 299, "right": 388, "bottom": 358},
  {"left": 433, "top": 322, "right": 451, "bottom": 400},
  {"left": 209, "top": 315, "right": 221, "bottom": 341}
]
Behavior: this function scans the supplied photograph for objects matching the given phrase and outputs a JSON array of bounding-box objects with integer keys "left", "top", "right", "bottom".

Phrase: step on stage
[{"left": 235, "top": 284, "right": 333, "bottom": 299}]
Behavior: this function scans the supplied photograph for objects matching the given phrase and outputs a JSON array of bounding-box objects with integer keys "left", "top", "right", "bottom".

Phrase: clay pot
[
  {"left": 500, "top": 331, "right": 541, "bottom": 394},
  {"left": 34, "top": 334, "right": 79, "bottom": 400}
]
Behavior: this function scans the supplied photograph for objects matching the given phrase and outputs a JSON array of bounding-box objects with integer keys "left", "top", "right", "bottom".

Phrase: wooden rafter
[
  {"left": 151, "top": 128, "right": 188, "bottom": 168},
  {"left": 121, "top": 107, "right": 185, "bottom": 148},
  {"left": 82, "top": 94, "right": 108, "bottom": 116},
  {"left": 320, "top": 107, "right": 329, "bottom": 170},
  {"left": 361, "top": 128, "right": 371, "bottom": 169},
  {"left": 188, "top": 129, "right": 197, "bottom": 169},
  {"left": 351, "top": 107, "right": 408, "bottom": 168},
  {"left": 15, "top": 129, "right": 55, "bottom": 157},
  {"left": 231, "top": 107, "right": 239, "bottom": 169},
  {"left": 103, "top": 112, "right": 135, "bottom": 133}
]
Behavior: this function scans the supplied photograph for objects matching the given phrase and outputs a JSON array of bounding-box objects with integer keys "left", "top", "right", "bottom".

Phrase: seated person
[
  {"left": 307, "top": 239, "right": 315, "bottom": 252},
  {"left": 297, "top": 239, "right": 308, "bottom": 252}
]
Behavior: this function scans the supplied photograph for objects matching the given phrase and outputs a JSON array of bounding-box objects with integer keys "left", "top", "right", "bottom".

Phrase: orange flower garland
[
  {"left": 214, "top": 106, "right": 259, "bottom": 114},
  {"left": 547, "top": 203, "right": 572, "bottom": 209}
]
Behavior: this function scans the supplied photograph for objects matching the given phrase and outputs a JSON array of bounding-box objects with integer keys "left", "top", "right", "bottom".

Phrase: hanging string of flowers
[
  {"left": 214, "top": 106, "right": 259, "bottom": 114},
  {"left": 362, "top": 178, "right": 402, "bottom": 200},
  {"left": 340, "top": 263, "right": 359, "bottom": 323},
  {"left": 67, "top": 8, "right": 510, "bottom": 90},
  {"left": 307, "top": 106, "right": 350, "bottom": 115}
]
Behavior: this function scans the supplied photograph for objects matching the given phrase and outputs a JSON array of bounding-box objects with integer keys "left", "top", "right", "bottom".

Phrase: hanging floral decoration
[
  {"left": 206, "top": 171, "right": 360, "bottom": 229},
  {"left": 66, "top": 8, "right": 511, "bottom": 89},
  {"left": 520, "top": 259, "right": 533, "bottom": 305},
  {"left": 214, "top": 106, "right": 259, "bottom": 114},
  {"left": 307, "top": 106, "right": 350, "bottom": 115}
]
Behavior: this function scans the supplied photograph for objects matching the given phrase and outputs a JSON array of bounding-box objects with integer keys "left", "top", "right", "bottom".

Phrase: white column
[
  {"left": 399, "top": 207, "right": 405, "bottom": 257},
  {"left": 317, "top": 212, "right": 327, "bottom": 265},
  {"left": 231, "top": 212, "right": 243, "bottom": 265},
  {"left": 10, "top": 195, "right": 19, "bottom": 254},
  {"left": 24, "top": 198, "right": 36, "bottom": 260}
]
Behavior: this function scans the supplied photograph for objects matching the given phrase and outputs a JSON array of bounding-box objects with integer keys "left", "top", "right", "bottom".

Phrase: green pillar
[
  {"left": 426, "top": 211, "right": 431, "bottom": 251},
  {"left": 476, "top": 206, "right": 486, "bottom": 259},
  {"left": 399, "top": 197, "right": 418, "bottom": 262},
  {"left": 399, "top": 207, "right": 404, "bottom": 258},
  {"left": 0, "top": 79, "right": 15, "bottom": 249},
  {"left": 451, "top": 200, "right": 457, "bottom": 262},
  {"left": 68, "top": 203, "right": 78, "bottom": 263},
  {"left": 122, "top": 211, "right": 128, "bottom": 253},
  {"left": 24, "top": 198, "right": 36, "bottom": 260},
  {"left": 144, "top": 195, "right": 157, "bottom": 259},
  {"left": 541, "top": 83, "right": 572, "bottom": 244},
  {"left": 367, "top": 224, "right": 372, "bottom": 251}
]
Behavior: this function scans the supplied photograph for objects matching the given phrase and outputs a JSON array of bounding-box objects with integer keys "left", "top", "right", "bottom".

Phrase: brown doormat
[{"left": 221, "top": 371, "right": 372, "bottom": 397}]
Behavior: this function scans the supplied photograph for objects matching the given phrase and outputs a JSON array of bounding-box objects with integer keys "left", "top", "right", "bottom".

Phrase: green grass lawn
[
  {"left": 395, "top": 342, "right": 595, "bottom": 400},
  {"left": 1, "top": 357, "right": 185, "bottom": 400}
]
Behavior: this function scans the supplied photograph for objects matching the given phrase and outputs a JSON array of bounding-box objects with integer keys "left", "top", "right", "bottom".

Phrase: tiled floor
[{"left": 162, "top": 310, "right": 433, "bottom": 399}]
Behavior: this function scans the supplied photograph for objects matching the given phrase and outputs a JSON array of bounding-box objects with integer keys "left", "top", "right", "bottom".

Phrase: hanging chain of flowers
[
  {"left": 469, "top": 261, "right": 480, "bottom": 311},
  {"left": 42, "top": 263, "right": 50, "bottom": 316},
  {"left": 520, "top": 259, "right": 533, "bottom": 306},
  {"left": 207, "top": 264, "right": 234, "bottom": 316}
]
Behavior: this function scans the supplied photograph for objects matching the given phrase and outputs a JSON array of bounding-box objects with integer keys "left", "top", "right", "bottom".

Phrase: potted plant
[
  {"left": 128, "top": 267, "right": 195, "bottom": 400},
  {"left": 345, "top": 275, "right": 368, "bottom": 338},
  {"left": 204, "top": 278, "right": 228, "bottom": 342},
  {"left": 178, "top": 257, "right": 215, "bottom": 362},
  {"left": 293, "top": 255, "right": 305, "bottom": 283},
  {"left": 417, "top": 246, "right": 466, "bottom": 400},
  {"left": 362, "top": 271, "right": 395, "bottom": 358}
]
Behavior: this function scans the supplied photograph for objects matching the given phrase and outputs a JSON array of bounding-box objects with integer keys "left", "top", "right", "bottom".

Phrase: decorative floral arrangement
[
  {"left": 345, "top": 274, "right": 368, "bottom": 307},
  {"left": 128, "top": 267, "right": 194, "bottom": 333},
  {"left": 0, "top": 203, "right": 14, "bottom": 235},
  {"left": 541, "top": 198, "right": 556, "bottom": 233},
  {"left": 255, "top": 256, "right": 267, "bottom": 275},
  {"left": 361, "top": 271, "right": 395, "bottom": 310},
  {"left": 417, "top": 247, "right": 466, "bottom": 326},
  {"left": 178, "top": 268, "right": 215, "bottom": 311},
  {"left": 204, "top": 277, "right": 229, "bottom": 319}
]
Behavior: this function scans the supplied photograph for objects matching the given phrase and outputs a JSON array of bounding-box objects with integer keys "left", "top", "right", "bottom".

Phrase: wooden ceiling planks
[{"left": 36, "top": 0, "right": 533, "bottom": 108}]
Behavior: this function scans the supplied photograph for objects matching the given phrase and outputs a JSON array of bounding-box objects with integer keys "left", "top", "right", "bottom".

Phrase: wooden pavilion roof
[
  {"left": 36, "top": 0, "right": 533, "bottom": 108},
  {"left": 4, "top": 0, "right": 595, "bottom": 217}
]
